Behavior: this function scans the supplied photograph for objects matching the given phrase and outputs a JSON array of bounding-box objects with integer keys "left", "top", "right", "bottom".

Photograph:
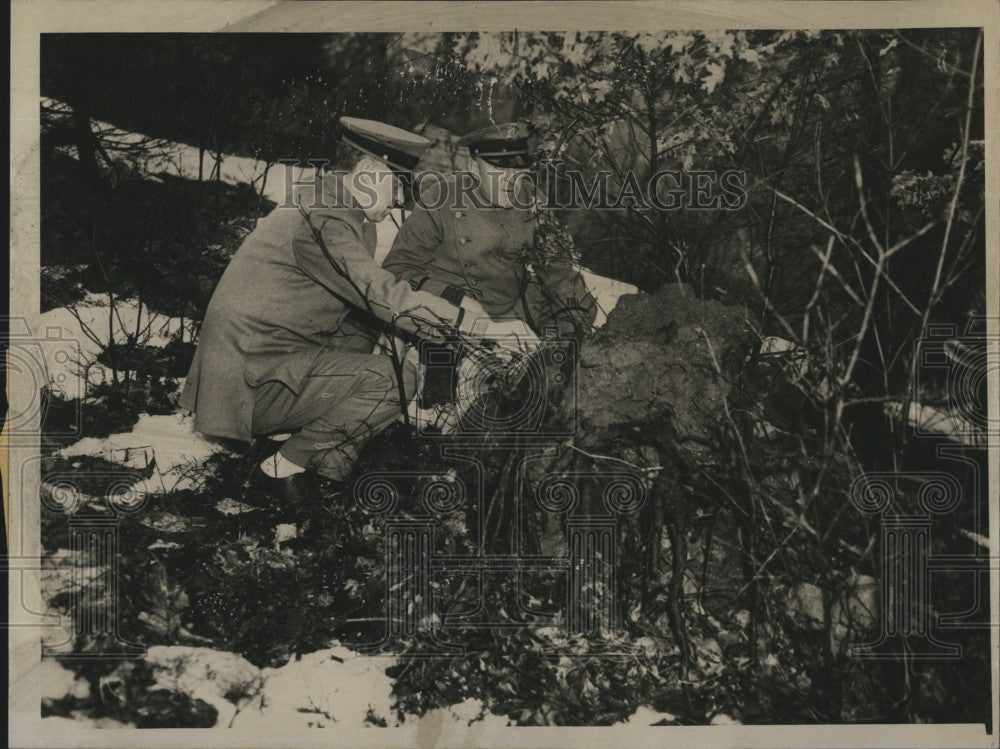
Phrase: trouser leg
[{"left": 252, "top": 351, "right": 417, "bottom": 480}]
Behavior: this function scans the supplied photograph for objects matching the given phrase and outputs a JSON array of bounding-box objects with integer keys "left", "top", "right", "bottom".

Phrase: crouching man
[
  {"left": 179, "top": 117, "right": 517, "bottom": 504},
  {"left": 383, "top": 121, "right": 597, "bottom": 339}
]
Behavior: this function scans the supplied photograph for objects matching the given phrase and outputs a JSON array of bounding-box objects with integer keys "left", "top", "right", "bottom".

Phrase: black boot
[
  {"left": 243, "top": 466, "right": 319, "bottom": 510},
  {"left": 264, "top": 470, "right": 320, "bottom": 505}
]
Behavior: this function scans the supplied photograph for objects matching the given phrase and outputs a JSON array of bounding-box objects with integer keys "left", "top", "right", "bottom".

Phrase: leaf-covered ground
[{"left": 36, "top": 409, "right": 992, "bottom": 729}]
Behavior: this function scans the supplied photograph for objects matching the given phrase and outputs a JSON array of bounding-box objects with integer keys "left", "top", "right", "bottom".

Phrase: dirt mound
[{"left": 575, "top": 283, "right": 759, "bottom": 456}]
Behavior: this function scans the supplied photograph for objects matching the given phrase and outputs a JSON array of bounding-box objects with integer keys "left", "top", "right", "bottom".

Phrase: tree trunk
[
  {"left": 70, "top": 106, "right": 101, "bottom": 188},
  {"left": 108, "top": 289, "right": 118, "bottom": 385},
  {"left": 213, "top": 152, "right": 223, "bottom": 219},
  {"left": 61, "top": 37, "right": 101, "bottom": 190},
  {"left": 253, "top": 161, "right": 272, "bottom": 227}
]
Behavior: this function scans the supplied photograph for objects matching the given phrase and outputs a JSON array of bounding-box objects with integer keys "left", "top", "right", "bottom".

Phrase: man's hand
[
  {"left": 478, "top": 319, "right": 542, "bottom": 356},
  {"left": 456, "top": 299, "right": 540, "bottom": 355}
]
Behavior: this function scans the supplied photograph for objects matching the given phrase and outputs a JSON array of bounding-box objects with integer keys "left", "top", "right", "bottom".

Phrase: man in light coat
[{"left": 180, "top": 118, "right": 514, "bottom": 502}]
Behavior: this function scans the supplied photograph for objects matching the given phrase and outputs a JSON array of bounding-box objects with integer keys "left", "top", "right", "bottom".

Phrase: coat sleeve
[
  {"left": 291, "top": 205, "right": 463, "bottom": 340},
  {"left": 382, "top": 180, "right": 466, "bottom": 306}
]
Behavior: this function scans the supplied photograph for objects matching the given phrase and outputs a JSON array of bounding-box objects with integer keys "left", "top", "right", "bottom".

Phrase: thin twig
[{"left": 563, "top": 441, "right": 662, "bottom": 476}]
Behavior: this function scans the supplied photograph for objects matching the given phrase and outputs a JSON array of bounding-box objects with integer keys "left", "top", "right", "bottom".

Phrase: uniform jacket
[
  {"left": 179, "top": 173, "right": 463, "bottom": 443},
  {"left": 383, "top": 174, "right": 596, "bottom": 335}
]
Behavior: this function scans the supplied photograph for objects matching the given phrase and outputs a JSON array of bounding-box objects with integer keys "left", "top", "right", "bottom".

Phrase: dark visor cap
[
  {"left": 459, "top": 121, "right": 534, "bottom": 169},
  {"left": 339, "top": 116, "right": 432, "bottom": 174},
  {"left": 477, "top": 152, "right": 534, "bottom": 169}
]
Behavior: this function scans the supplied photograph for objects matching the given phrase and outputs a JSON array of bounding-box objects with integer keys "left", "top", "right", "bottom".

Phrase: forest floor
[{"left": 32, "top": 102, "right": 992, "bottom": 728}]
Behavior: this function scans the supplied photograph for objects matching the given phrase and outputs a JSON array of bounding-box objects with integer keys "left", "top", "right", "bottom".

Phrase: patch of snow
[
  {"left": 112, "top": 640, "right": 577, "bottom": 731},
  {"left": 40, "top": 623, "right": 75, "bottom": 657},
  {"left": 231, "top": 645, "right": 398, "bottom": 730},
  {"left": 138, "top": 513, "right": 204, "bottom": 534},
  {"left": 39, "top": 292, "right": 195, "bottom": 395},
  {"left": 758, "top": 335, "right": 835, "bottom": 396},
  {"left": 577, "top": 266, "right": 639, "bottom": 329},
  {"left": 406, "top": 698, "right": 512, "bottom": 737},
  {"left": 273, "top": 523, "right": 298, "bottom": 546},
  {"left": 39, "top": 659, "right": 85, "bottom": 702},
  {"left": 143, "top": 645, "right": 263, "bottom": 728},
  {"left": 623, "top": 705, "right": 677, "bottom": 725},
  {"left": 759, "top": 335, "right": 799, "bottom": 355},
  {"left": 41, "top": 551, "right": 108, "bottom": 600},
  {"left": 147, "top": 540, "right": 182, "bottom": 551},
  {"left": 59, "top": 412, "right": 224, "bottom": 494},
  {"left": 710, "top": 713, "right": 741, "bottom": 725},
  {"left": 44, "top": 97, "right": 292, "bottom": 207},
  {"left": 437, "top": 697, "right": 508, "bottom": 727},
  {"left": 215, "top": 498, "right": 259, "bottom": 516}
]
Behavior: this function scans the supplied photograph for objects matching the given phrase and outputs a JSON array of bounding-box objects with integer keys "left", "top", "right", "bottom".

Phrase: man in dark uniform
[
  {"left": 383, "top": 122, "right": 597, "bottom": 339},
  {"left": 179, "top": 117, "right": 518, "bottom": 501}
]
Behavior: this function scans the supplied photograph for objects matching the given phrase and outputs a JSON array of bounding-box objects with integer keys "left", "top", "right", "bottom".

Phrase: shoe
[
  {"left": 243, "top": 467, "right": 319, "bottom": 509},
  {"left": 266, "top": 471, "right": 320, "bottom": 505}
]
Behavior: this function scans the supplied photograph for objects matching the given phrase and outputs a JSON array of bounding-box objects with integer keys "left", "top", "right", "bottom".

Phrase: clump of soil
[{"left": 575, "top": 283, "right": 759, "bottom": 456}]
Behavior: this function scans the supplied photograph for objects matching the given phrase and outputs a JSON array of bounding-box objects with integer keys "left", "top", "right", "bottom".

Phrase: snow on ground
[
  {"left": 622, "top": 705, "right": 678, "bottom": 725},
  {"left": 578, "top": 267, "right": 638, "bottom": 328},
  {"left": 42, "top": 642, "right": 511, "bottom": 731},
  {"left": 761, "top": 337, "right": 984, "bottom": 446},
  {"left": 43, "top": 98, "right": 302, "bottom": 208},
  {"left": 231, "top": 646, "right": 397, "bottom": 729},
  {"left": 39, "top": 292, "right": 194, "bottom": 395},
  {"left": 38, "top": 290, "right": 225, "bottom": 494},
  {"left": 58, "top": 412, "right": 223, "bottom": 494},
  {"left": 758, "top": 335, "right": 832, "bottom": 397}
]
